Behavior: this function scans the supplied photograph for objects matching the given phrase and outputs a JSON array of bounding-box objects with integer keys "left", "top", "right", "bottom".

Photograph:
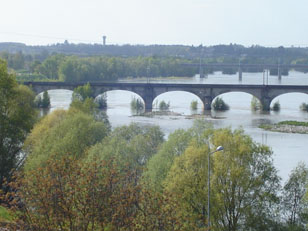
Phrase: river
[{"left": 43, "top": 71, "right": 308, "bottom": 182}]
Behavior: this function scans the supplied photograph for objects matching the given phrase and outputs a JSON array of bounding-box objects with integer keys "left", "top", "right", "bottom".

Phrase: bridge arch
[
  {"left": 270, "top": 92, "right": 308, "bottom": 111},
  {"left": 35, "top": 89, "right": 73, "bottom": 109},
  {"left": 97, "top": 90, "right": 145, "bottom": 113},
  {"left": 153, "top": 91, "right": 203, "bottom": 112},
  {"left": 212, "top": 92, "right": 262, "bottom": 111}
]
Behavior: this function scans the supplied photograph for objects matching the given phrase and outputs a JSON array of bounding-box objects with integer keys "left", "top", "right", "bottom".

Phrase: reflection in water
[
  {"left": 41, "top": 72, "right": 308, "bottom": 182},
  {"left": 261, "top": 133, "right": 268, "bottom": 146}
]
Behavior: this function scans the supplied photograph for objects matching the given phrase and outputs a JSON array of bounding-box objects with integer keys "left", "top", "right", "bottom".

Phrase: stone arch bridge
[{"left": 23, "top": 81, "right": 308, "bottom": 111}]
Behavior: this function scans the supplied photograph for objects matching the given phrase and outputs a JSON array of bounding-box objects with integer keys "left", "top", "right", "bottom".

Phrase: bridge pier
[
  {"left": 238, "top": 68, "right": 242, "bottom": 82},
  {"left": 200, "top": 66, "right": 205, "bottom": 78},
  {"left": 143, "top": 86, "right": 154, "bottom": 111},
  {"left": 202, "top": 96, "right": 212, "bottom": 110},
  {"left": 260, "top": 97, "right": 271, "bottom": 111},
  {"left": 144, "top": 99, "right": 153, "bottom": 111},
  {"left": 278, "top": 66, "right": 282, "bottom": 81}
]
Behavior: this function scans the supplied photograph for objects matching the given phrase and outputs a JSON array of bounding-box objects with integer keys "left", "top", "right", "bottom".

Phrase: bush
[
  {"left": 95, "top": 93, "right": 107, "bottom": 109},
  {"left": 130, "top": 97, "right": 144, "bottom": 111},
  {"left": 190, "top": 100, "right": 198, "bottom": 110},
  {"left": 212, "top": 97, "right": 229, "bottom": 111},
  {"left": 159, "top": 100, "right": 170, "bottom": 111},
  {"left": 271, "top": 101, "right": 280, "bottom": 111},
  {"left": 34, "top": 91, "right": 50, "bottom": 108},
  {"left": 300, "top": 103, "right": 308, "bottom": 112},
  {"left": 251, "top": 96, "right": 262, "bottom": 111}
]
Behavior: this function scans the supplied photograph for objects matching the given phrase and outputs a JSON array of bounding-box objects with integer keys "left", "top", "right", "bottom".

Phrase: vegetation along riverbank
[{"left": 259, "top": 120, "right": 308, "bottom": 134}]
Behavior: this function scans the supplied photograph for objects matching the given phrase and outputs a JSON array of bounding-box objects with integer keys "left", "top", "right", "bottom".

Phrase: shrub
[
  {"left": 300, "top": 103, "right": 308, "bottom": 112},
  {"left": 96, "top": 93, "right": 107, "bottom": 109},
  {"left": 271, "top": 101, "right": 280, "bottom": 111},
  {"left": 159, "top": 100, "right": 170, "bottom": 111},
  {"left": 34, "top": 91, "right": 50, "bottom": 108},
  {"left": 251, "top": 96, "right": 262, "bottom": 111},
  {"left": 190, "top": 100, "right": 198, "bottom": 110},
  {"left": 131, "top": 97, "right": 144, "bottom": 111},
  {"left": 212, "top": 97, "right": 229, "bottom": 111}
]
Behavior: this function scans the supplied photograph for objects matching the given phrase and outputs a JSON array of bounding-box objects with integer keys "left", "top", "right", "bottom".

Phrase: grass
[
  {"left": 259, "top": 124, "right": 272, "bottom": 130},
  {"left": 277, "top": 120, "right": 308, "bottom": 127}
]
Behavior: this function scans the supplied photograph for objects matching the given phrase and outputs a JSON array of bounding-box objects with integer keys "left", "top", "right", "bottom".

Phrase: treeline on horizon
[{"left": 1, "top": 42, "right": 308, "bottom": 81}]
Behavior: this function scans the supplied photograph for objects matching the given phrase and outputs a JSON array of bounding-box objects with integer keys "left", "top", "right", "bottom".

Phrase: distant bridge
[
  {"left": 183, "top": 63, "right": 308, "bottom": 80},
  {"left": 23, "top": 81, "right": 308, "bottom": 111}
]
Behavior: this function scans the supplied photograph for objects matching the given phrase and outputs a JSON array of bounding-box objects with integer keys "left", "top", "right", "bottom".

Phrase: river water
[{"left": 43, "top": 71, "right": 308, "bottom": 182}]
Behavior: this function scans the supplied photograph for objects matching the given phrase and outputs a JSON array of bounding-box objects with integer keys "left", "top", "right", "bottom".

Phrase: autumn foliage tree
[{"left": 9, "top": 155, "right": 140, "bottom": 231}]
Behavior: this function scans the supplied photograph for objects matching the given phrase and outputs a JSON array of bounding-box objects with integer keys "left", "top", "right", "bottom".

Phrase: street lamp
[{"left": 208, "top": 145, "right": 224, "bottom": 230}]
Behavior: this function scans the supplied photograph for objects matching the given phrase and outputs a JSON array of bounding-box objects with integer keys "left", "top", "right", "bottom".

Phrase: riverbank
[{"left": 259, "top": 121, "right": 308, "bottom": 134}]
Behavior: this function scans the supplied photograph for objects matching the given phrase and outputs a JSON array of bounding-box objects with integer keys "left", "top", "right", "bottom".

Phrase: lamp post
[{"left": 208, "top": 145, "right": 224, "bottom": 230}]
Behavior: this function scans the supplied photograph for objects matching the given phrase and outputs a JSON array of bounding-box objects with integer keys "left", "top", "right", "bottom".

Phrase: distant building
[{"left": 102, "top": 36, "right": 106, "bottom": 46}]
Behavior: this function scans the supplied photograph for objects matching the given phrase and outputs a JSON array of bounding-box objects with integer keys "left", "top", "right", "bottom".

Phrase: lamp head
[{"left": 216, "top": 146, "right": 224, "bottom": 152}]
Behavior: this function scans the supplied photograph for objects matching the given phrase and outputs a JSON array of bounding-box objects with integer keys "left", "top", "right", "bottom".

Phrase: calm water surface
[{"left": 44, "top": 71, "right": 308, "bottom": 182}]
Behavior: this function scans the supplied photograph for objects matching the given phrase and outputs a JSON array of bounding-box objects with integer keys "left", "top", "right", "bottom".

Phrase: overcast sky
[{"left": 0, "top": 0, "right": 307, "bottom": 47}]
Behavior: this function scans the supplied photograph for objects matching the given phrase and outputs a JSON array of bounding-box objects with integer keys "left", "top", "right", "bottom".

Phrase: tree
[
  {"left": 34, "top": 91, "right": 50, "bottom": 108},
  {"left": 0, "top": 59, "right": 37, "bottom": 190},
  {"left": 86, "top": 123, "right": 164, "bottom": 176},
  {"left": 39, "top": 54, "right": 64, "bottom": 79},
  {"left": 212, "top": 97, "right": 229, "bottom": 111},
  {"left": 11, "top": 154, "right": 140, "bottom": 231},
  {"left": 144, "top": 129, "right": 193, "bottom": 192},
  {"left": 164, "top": 141, "right": 211, "bottom": 229},
  {"left": 23, "top": 109, "right": 109, "bottom": 172},
  {"left": 71, "top": 82, "right": 94, "bottom": 102},
  {"left": 162, "top": 127, "right": 280, "bottom": 231},
  {"left": 41, "top": 91, "right": 50, "bottom": 108},
  {"left": 282, "top": 163, "right": 308, "bottom": 230},
  {"left": 70, "top": 83, "right": 109, "bottom": 124},
  {"left": 211, "top": 128, "right": 280, "bottom": 231}
]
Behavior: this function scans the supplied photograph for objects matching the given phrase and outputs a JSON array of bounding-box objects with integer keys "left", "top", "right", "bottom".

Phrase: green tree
[
  {"left": 41, "top": 91, "right": 50, "bottom": 108},
  {"left": 282, "top": 163, "right": 308, "bottom": 230},
  {"left": 162, "top": 127, "right": 280, "bottom": 231},
  {"left": 23, "top": 109, "right": 109, "bottom": 172},
  {"left": 164, "top": 141, "right": 211, "bottom": 229},
  {"left": 144, "top": 129, "right": 193, "bottom": 192},
  {"left": 251, "top": 96, "right": 262, "bottom": 111},
  {"left": 212, "top": 97, "right": 229, "bottom": 111},
  {"left": 39, "top": 54, "right": 65, "bottom": 79},
  {"left": 70, "top": 83, "right": 109, "bottom": 124},
  {"left": 72, "top": 82, "right": 94, "bottom": 102},
  {"left": 86, "top": 123, "right": 164, "bottom": 175},
  {"left": 0, "top": 59, "right": 37, "bottom": 189},
  {"left": 211, "top": 128, "right": 280, "bottom": 231},
  {"left": 35, "top": 90, "right": 50, "bottom": 108}
]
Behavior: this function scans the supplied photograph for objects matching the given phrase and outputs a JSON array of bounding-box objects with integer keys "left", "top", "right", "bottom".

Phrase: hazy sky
[{"left": 0, "top": 0, "right": 307, "bottom": 46}]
